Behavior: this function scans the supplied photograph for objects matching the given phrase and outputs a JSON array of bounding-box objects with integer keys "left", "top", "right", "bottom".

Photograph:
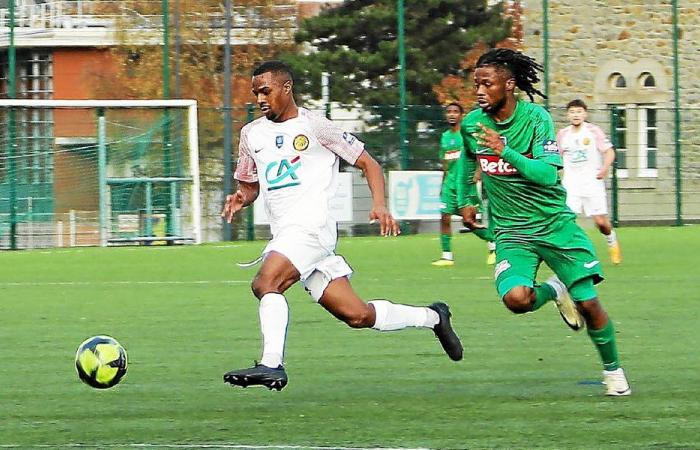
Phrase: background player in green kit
[
  {"left": 461, "top": 48, "right": 631, "bottom": 396},
  {"left": 433, "top": 102, "right": 496, "bottom": 267}
]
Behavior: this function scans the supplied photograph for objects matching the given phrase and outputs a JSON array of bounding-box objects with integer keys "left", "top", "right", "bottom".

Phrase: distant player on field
[
  {"left": 432, "top": 102, "right": 496, "bottom": 267},
  {"left": 461, "top": 49, "right": 630, "bottom": 395},
  {"left": 557, "top": 99, "right": 622, "bottom": 264},
  {"left": 221, "top": 61, "right": 463, "bottom": 391}
]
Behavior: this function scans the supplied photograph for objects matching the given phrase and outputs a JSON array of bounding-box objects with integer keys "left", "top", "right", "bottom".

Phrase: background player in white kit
[
  {"left": 557, "top": 99, "right": 621, "bottom": 264},
  {"left": 221, "top": 61, "right": 463, "bottom": 391}
]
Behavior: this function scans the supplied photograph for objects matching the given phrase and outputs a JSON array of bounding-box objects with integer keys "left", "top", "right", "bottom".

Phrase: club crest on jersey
[
  {"left": 265, "top": 156, "right": 301, "bottom": 191},
  {"left": 293, "top": 134, "right": 309, "bottom": 152},
  {"left": 275, "top": 135, "right": 284, "bottom": 149},
  {"left": 543, "top": 140, "right": 559, "bottom": 153},
  {"left": 583, "top": 137, "right": 591, "bottom": 145}
]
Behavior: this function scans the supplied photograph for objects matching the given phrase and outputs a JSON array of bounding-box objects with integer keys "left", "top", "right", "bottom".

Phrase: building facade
[{"left": 522, "top": 0, "right": 700, "bottom": 223}]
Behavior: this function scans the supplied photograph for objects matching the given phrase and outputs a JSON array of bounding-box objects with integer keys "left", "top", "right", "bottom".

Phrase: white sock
[
  {"left": 258, "top": 293, "right": 289, "bottom": 368},
  {"left": 487, "top": 241, "right": 496, "bottom": 252},
  {"left": 605, "top": 230, "right": 617, "bottom": 246},
  {"left": 369, "top": 300, "right": 439, "bottom": 331},
  {"left": 442, "top": 251, "right": 453, "bottom": 260}
]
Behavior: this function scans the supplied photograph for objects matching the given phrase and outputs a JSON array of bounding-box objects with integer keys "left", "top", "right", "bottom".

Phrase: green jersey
[
  {"left": 461, "top": 100, "right": 574, "bottom": 233},
  {"left": 439, "top": 128, "right": 464, "bottom": 184}
]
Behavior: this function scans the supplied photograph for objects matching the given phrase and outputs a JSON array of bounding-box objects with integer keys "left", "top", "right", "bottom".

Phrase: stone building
[{"left": 522, "top": 0, "right": 699, "bottom": 223}]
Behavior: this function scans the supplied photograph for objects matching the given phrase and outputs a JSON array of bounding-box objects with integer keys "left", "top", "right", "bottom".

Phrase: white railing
[{"left": 0, "top": 1, "right": 297, "bottom": 30}]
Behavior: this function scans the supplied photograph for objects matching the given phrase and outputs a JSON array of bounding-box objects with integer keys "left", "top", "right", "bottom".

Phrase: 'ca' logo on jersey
[{"left": 265, "top": 156, "right": 301, "bottom": 191}]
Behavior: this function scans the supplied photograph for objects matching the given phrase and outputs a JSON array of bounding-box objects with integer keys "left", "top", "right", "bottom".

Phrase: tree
[
  {"left": 282, "top": 0, "right": 509, "bottom": 107},
  {"left": 281, "top": 0, "right": 510, "bottom": 169},
  {"left": 433, "top": 1, "right": 524, "bottom": 105}
]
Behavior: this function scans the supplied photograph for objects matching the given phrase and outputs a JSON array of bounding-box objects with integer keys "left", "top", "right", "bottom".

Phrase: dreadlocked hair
[{"left": 476, "top": 48, "right": 547, "bottom": 102}]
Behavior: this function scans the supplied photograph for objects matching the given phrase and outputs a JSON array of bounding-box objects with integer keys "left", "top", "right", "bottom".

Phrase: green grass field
[{"left": 1, "top": 227, "right": 698, "bottom": 449}]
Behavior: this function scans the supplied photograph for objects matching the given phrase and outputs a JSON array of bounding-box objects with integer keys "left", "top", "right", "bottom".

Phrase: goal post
[{"left": 0, "top": 99, "right": 202, "bottom": 249}]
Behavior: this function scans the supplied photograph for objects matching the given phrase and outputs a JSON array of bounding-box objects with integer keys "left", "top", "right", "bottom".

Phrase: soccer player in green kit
[
  {"left": 461, "top": 48, "right": 631, "bottom": 396},
  {"left": 433, "top": 102, "right": 496, "bottom": 267}
]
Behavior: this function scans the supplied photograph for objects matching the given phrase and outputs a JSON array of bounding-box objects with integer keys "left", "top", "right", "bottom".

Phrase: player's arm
[
  {"left": 594, "top": 125, "right": 615, "bottom": 179},
  {"left": 475, "top": 122, "right": 559, "bottom": 187},
  {"left": 313, "top": 113, "right": 399, "bottom": 236},
  {"left": 222, "top": 126, "right": 260, "bottom": 223},
  {"left": 221, "top": 181, "right": 259, "bottom": 223},
  {"left": 598, "top": 148, "right": 615, "bottom": 179},
  {"left": 456, "top": 128, "right": 484, "bottom": 229},
  {"left": 354, "top": 151, "right": 400, "bottom": 237}
]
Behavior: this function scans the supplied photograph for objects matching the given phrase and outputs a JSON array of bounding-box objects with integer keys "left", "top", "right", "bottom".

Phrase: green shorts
[
  {"left": 461, "top": 183, "right": 482, "bottom": 210},
  {"left": 494, "top": 219, "right": 604, "bottom": 301},
  {"left": 440, "top": 181, "right": 463, "bottom": 215}
]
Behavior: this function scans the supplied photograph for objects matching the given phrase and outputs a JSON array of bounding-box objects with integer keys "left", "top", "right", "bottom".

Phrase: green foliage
[
  {"left": 283, "top": 0, "right": 509, "bottom": 106},
  {"left": 281, "top": 1, "right": 509, "bottom": 169}
]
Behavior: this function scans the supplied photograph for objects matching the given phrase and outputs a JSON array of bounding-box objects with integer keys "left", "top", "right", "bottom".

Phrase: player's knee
[
  {"left": 343, "top": 305, "right": 374, "bottom": 329},
  {"left": 577, "top": 298, "right": 605, "bottom": 322},
  {"left": 502, "top": 287, "right": 534, "bottom": 314},
  {"left": 251, "top": 275, "right": 277, "bottom": 300}
]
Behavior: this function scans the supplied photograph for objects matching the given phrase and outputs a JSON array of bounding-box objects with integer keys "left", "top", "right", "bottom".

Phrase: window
[
  {"left": 639, "top": 72, "right": 656, "bottom": 88},
  {"left": 638, "top": 107, "right": 658, "bottom": 177},
  {"left": 611, "top": 107, "right": 627, "bottom": 175},
  {"left": 610, "top": 72, "right": 627, "bottom": 89}
]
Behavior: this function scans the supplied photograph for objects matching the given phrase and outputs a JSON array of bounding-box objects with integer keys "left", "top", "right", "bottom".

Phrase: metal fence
[{"left": 1, "top": 102, "right": 697, "bottom": 248}]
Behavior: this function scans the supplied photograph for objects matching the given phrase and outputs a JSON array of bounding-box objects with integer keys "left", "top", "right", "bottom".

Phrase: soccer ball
[{"left": 75, "top": 335, "right": 128, "bottom": 389}]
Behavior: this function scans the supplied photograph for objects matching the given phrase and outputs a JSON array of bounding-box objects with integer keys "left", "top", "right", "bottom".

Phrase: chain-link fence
[{"left": 2, "top": 102, "right": 697, "bottom": 248}]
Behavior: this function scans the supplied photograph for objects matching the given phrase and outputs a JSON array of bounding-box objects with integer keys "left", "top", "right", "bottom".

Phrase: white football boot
[
  {"left": 545, "top": 275, "right": 585, "bottom": 331},
  {"left": 603, "top": 368, "right": 632, "bottom": 396}
]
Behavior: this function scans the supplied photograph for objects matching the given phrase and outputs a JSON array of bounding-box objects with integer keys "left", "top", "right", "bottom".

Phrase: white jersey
[
  {"left": 234, "top": 107, "right": 365, "bottom": 237},
  {"left": 557, "top": 122, "right": 613, "bottom": 196}
]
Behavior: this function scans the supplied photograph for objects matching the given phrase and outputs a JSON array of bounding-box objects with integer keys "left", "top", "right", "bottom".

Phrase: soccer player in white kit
[
  {"left": 221, "top": 61, "right": 463, "bottom": 391},
  {"left": 557, "top": 99, "right": 621, "bottom": 264}
]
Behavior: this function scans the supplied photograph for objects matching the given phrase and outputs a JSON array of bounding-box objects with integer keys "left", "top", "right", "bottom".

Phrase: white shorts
[
  {"left": 263, "top": 226, "right": 353, "bottom": 302},
  {"left": 566, "top": 193, "right": 608, "bottom": 216}
]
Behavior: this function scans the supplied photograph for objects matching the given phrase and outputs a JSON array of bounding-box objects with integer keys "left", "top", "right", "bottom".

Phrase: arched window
[
  {"left": 639, "top": 72, "right": 656, "bottom": 88},
  {"left": 609, "top": 72, "right": 627, "bottom": 88}
]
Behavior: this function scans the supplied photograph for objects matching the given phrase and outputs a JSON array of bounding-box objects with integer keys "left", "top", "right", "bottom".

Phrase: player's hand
[
  {"left": 596, "top": 167, "right": 609, "bottom": 180},
  {"left": 461, "top": 206, "right": 486, "bottom": 230},
  {"left": 472, "top": 170, "right": 482, "bottom": 183},
  {"left": 369, "top": 205, "right": 400, "bottom": 237},
  {"left": 475, "top": 123, "right": 505, "bottom": 156},
  {"left": 221, "top": 191, "right": 246, "bottom": 223}
]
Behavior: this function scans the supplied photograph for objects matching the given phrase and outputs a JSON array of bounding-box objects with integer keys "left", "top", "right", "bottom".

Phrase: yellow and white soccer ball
[{"left": 75, "top": 335, "right": 128, "bottom": 389}]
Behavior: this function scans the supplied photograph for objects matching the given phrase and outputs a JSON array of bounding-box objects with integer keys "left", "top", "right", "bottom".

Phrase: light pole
[
  {"left": 7, "top": 0, "right": 18, "bottom": 249},
  {"left": 397, "top": 0, "right": 408, "bottom": 170},
  {"left": 223, "top": 0, "right": 233, "bottom": 240}
]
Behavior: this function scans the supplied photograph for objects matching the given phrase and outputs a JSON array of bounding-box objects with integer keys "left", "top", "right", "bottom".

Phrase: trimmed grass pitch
[{"left": 1, "top": 227, "right": 698, "bottom": 448}]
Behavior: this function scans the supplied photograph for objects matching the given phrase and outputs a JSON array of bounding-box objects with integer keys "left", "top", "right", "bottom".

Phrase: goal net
[{"left": 0, "top": 99, "right": 201, "bottom": 249}]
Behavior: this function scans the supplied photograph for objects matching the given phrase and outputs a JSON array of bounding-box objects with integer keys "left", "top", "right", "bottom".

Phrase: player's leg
[
  {"left": 496, "top": 238, "right": 583, "bottom": 329},
  {"left": 432, "top": 212, "right": 455, "bottom": 266},
  {"left": 592, "top": 214, "right": 621, "bottom": 264},
  {"left": 572, "top": 278, "right": 630, "bottom": 396},
  {"left": 584, "top": 192, "right": 621, "bottom": 264},
  {"left": 540, "top": 220, "right": 630, "bottom": 395},
  {"left": 461, "top": 180, "right": 495, "bottom": 264},
  {"left": 307, "top": 263, "right": 462, "bottom": 361},
  {"left": 223, "top": 251, "right": 299, "bottom": 390}
]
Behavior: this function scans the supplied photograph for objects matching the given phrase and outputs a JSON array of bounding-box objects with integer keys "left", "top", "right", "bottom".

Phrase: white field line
[
  {"left": 0, "top": 280, "right": 249, "bottom": 287},
  {"left": 0, "top": 444, "right": 430, "bottom": 450}
]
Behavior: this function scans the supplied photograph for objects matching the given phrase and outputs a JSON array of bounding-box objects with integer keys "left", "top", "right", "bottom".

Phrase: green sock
[
  {"left": 587, "top": 320, "right": 620, "bottom": 371},
  {"left": 440, "top": 233, "right": 451, "bottom": 252},
  {"left": 473, "top": 228, "right": 495, "bottom": 243},
  {"left": 532, "top": 283, "right": 556, "bottom": 311}
]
